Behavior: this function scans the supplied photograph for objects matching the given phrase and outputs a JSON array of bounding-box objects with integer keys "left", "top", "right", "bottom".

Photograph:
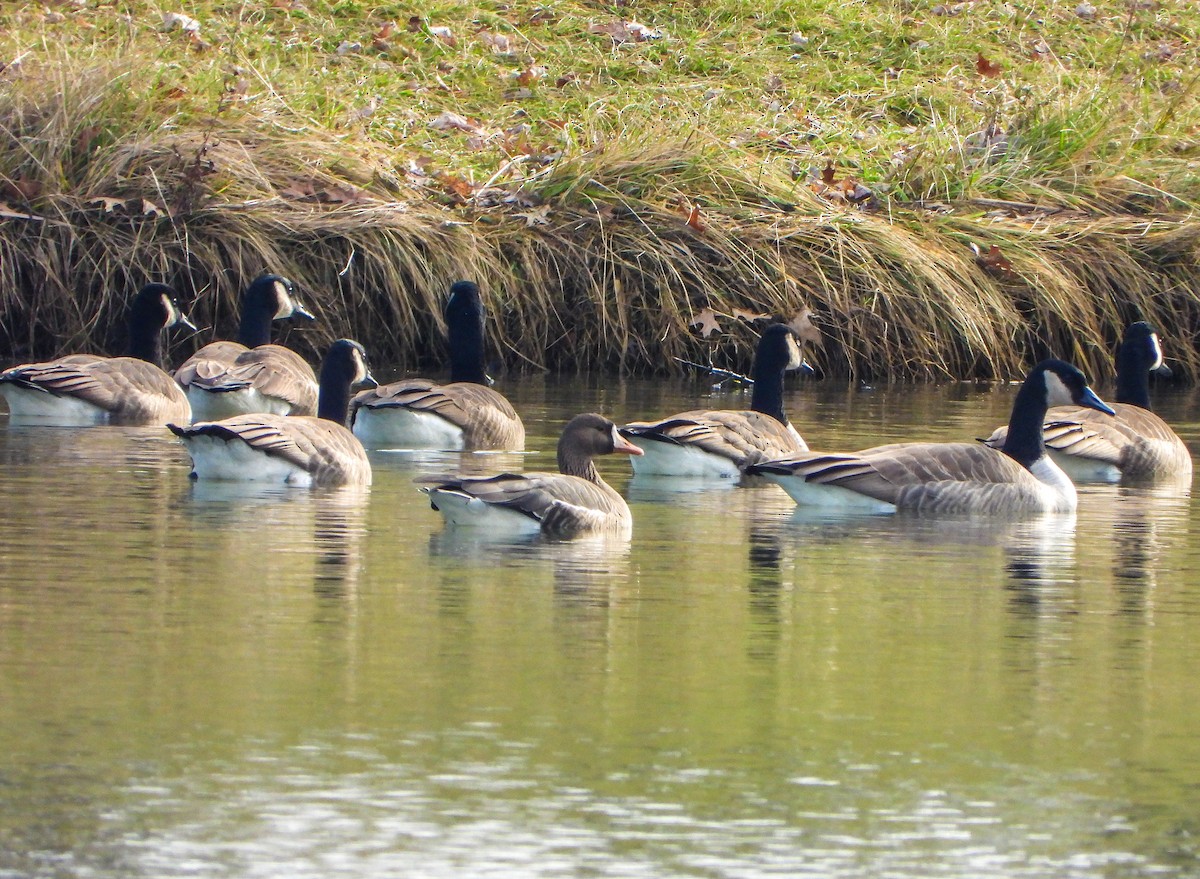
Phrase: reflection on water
[{"left": 1, "top": 378, "right": 1199, "bottom": 879}]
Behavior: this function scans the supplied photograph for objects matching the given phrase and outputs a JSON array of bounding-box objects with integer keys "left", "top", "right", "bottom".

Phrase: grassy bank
[{"left": 2, "top": 1, "right": 1199, "bottom": 379}]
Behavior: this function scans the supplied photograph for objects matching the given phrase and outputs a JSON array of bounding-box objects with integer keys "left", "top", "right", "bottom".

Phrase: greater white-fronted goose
[
  {"left": 174, "top": 273, "right": 318, "bottom": 422},
  {"left": 0, "top": 283, "right": 195, "bottom": 426},
  {"left": 169, "top": 339, "right": 376, "bottom": 487},
  {"left": 982, "top": 322, "right": 1191, "bottom": 483},
  {"left": 747, "top": 359, "right": 1115, "bottom": 516},
  {"left": 418, "top": 413, "right": 643, "bottom": 537},
  {"left": 619, "top": 323, "right": 810, "bottom": 477},
  {"left": 350, "top": 280, "right": 525, "bottom": 450}
]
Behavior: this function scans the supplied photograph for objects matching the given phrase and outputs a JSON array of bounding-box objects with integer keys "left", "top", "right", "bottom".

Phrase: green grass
[{"left": 2, "top": 1, "right": 1199, "bottom": 379}]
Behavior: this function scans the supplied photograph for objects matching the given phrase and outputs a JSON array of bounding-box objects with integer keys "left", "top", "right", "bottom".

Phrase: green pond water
[{"left": 1, "top": 375, "right": 1198, "bottom": 879}]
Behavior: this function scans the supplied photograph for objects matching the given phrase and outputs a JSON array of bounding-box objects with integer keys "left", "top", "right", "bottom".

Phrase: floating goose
[
  {"left": 747, "top": 359, "right": 1114, "bottom": 515},
  {"left": 981, "top": 322, "right": 1191, "bottom": 483},
  {"left": 169, "top": 339, "right": 376, "bottom": 487},
  {"left": 619, "top": 323, "right": 810, "bottom": 477},
  {"left": 174, "top": 273, "right": 318, "bottom": 421},
  {"left": 418, "top": 413, "right": 643, "bottom": 537},
  {"left": 351, "top": 280, "right": 525, "bottom": 450},
  {"left": 0, "top": 283, "right": 194, "bottom": 425}
]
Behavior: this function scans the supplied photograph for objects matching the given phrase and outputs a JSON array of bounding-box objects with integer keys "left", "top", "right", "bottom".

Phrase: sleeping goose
[
  {"left": 981, "top": 322, "right": 1191, "bottom": 483},
  {"left": 350, "top": 280, "right": 525, "bottom": 450},
  {"left": 619, "top": 323, "right": 810, "bottom": 477},
  {"left": 168, "top": 339, "right": 376, "bottom": 487},
  {"left": 174, "top": 273, "right": 318, "bottom": 422},
  {"left": 418, "top": 413, "right": 643, "bottom": 537},
  {"left": 0, "top": 283, "right": 195, "bottom": 425},
  {"left": 747, "top": 359, "right": 1114, "bottom": 516}
]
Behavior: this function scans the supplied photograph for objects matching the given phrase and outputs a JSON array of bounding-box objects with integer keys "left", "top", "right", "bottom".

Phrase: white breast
[
  {"left": 0, "top": 386, "right": 110, "bottom": 424},
  {"left": 353, "top": 408, "right": 465, "bottom": 450},
  {"left": 628, "top": 440, "right": 740, "bottom": 478},
  {"left": 186, "top": 386, "right": 304, "bottom": 422}
]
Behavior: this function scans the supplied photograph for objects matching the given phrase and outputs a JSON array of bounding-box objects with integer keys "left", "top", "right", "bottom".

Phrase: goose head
[
  {"left": 238, "top": 274, "right": 315, "bottom": 346},
  {"left": 317, "top": 339, "right": 378, "bottom": 424},
  {"left": 1039, "top": 359, "right": 1114, "bottom": 413},
  {"left": 1001, "top": 359, "right": 1114, "bottom": 468},
  {"left": 753, "top": 324, "right": 811, "bottom": 377},
  {"left": 127, "top": 283, "right": 196, "bottom": 364},
  {"left": 557, "top": 413, "right": 644, "bottom": 479},
  {"left": 130, "top": 283, "right": 197, "bottom": 334}
]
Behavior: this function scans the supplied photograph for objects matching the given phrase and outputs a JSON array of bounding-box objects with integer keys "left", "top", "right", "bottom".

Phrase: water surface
[{"left": 1, "top": 376, "right": 1198, "bottom": 878}]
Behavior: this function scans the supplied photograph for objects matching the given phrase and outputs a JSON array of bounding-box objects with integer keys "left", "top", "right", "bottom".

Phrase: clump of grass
[{"left": 3, "top": 3, "right": 1200, "bottom": 379}]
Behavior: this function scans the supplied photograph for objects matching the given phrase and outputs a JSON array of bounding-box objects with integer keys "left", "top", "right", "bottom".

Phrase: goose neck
[
  {"left": 749, "top": 361, "right": 787, "bottom": 425},
  {"left": 1114, "top": 343, "right": 1152, "bottom": 409},
  {"left": 1000, "top": 375, "right": 1047, "bottom": 469}
]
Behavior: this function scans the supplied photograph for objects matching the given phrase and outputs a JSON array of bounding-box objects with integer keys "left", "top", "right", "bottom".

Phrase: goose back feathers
[
  {"left": 169, "top": 339, "right": 375, "bottom": 487},
  {"left": 749, "top": 360, "right": 1115, "bottom": 516},
  {"left": 1, "top": 283, "right": 194, "bottom": 425},
  {"left": 419, "top": 413, "right": 642, "bottom": 536},
  {"left": 620, "top": 324, "right": 809, "bottom": 477},
  {"left": 351, "top": 280, "right": 525, "bottom": 450},
  {"left": 174, "top": 274, "right": 318, "bottom": 421}
]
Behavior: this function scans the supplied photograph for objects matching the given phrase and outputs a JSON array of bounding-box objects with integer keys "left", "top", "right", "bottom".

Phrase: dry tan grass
[{"left": 3, "top": 68, "right": 1200, "bottom": 381}]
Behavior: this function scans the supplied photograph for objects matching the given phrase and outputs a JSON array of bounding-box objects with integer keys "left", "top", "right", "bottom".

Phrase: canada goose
[
  {"left": 0, "top": 283, "right": 195, "bottom": 425},
  {"left": 747, "top": 359, "right": 1115, "bottom": 516},
  {"left": 350, "top": 280, "right": 525, "bottom": 450},
  {"left": 981, "top": 322, "right": 1192, "bottom": 483},
  {"left": 168, "top": 339, "right": 376, "bottom": 487},
  {"left": 418, "top": 413, "right": 643, "bottom": 537},
  {"left": 619, "top": 323, "right": 811, "bottom": 477},
  {"left": 174, "top": 273, "right": 318, "bottom": 422}
]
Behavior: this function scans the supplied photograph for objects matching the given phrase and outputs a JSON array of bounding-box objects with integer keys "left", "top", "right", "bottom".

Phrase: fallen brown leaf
[
  {"left": 690, "top": 308, "right": 722, "bottom": 339},
  {"left": 976, "top": 52, "right": 1003, "bottom": 77}
]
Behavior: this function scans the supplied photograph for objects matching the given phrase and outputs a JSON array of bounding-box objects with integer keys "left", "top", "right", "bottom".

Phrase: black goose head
[
  {"left": 239, "top": 274, "right": 315, "bottom": 346},
  {"left": 318, "top": 339, "right": 378, "bottom": 424},
  {"left": 557, "top": 413, "right": 644, "bottom": 478},
  {"left": 444, "top": 280, "right": 488, "bottom": 384},
  {"left": 1116, "top": 321, "right": 1171, "bottom": 408},
  {"left": 127, "top": 283, "right": 196, "bottom": 363},
  {"left": 1002, "top": 359, "right": 1114, "bottom": 467}
]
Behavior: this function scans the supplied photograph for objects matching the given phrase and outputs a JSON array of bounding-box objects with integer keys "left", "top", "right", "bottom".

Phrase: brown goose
[
  {"left": 418, "top": 413, "right": 643, "bottom": 537},
  {"left": 174, "top": 274, "right": 318, "bottom": 421},
  {"left": 168, "top": 339, "right": 376, "bottom": 487},
  {"left": 350, "top": 280, "right": 525, "bottom": 450},
  {"left": 619, "top": 323, "right": 810, "bottom": 477},
  {"left": 0, "top": 283, "right": 194, "bottom": 426},
  {"left": 747, "top": 360, "right": 1114, "bottom": 516},
  {"left": 982, "top": 322, "right": 1191, "bottom": 483}
]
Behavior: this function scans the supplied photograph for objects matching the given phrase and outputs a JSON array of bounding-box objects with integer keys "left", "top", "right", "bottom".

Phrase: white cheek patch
[
  {"left": 162, "top": 295, "right": 179, "bottom": 326},
  {"left": 786, "top": 336, "right": 803, "bottom": 370},
  {"left": 1150, "top": 334, "right": 1164, "bottom": 371},
  {"left": 1043, "top": 370, "right": 1075, "bottom": 407},
  {"left": 354, "top": 352, "right": 369, "bottom": 385},
  {"left": 274, "top": 281, "right": 294, "bottom": 319}
]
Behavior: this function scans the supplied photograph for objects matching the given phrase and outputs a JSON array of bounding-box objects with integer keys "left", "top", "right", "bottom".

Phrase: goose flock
[{"left": 0, "top": 274, "right": 1191, "bottom": 537}]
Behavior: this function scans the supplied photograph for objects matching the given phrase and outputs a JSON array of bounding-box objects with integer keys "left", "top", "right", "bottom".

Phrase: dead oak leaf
[
  {"left": 786, "top": 308, "right": 823, "bottom": 347},
  {"left": 972, "top": 243, "right": 1017, "bottom": 278},
  {"left": 684, "top": 203, "right": 705, "bottom": 232},
  {"left": 515, "top": 204, "right": 552, "bottom": 226},
  {"left": 731, "top": 308, "right": 771, "bottom": 324},
  {"left": 690, "top": 308, "right": 722, "bottom": 339},
  {"left": 430, "top": 111, "right": 482, "bottom": 133}
]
